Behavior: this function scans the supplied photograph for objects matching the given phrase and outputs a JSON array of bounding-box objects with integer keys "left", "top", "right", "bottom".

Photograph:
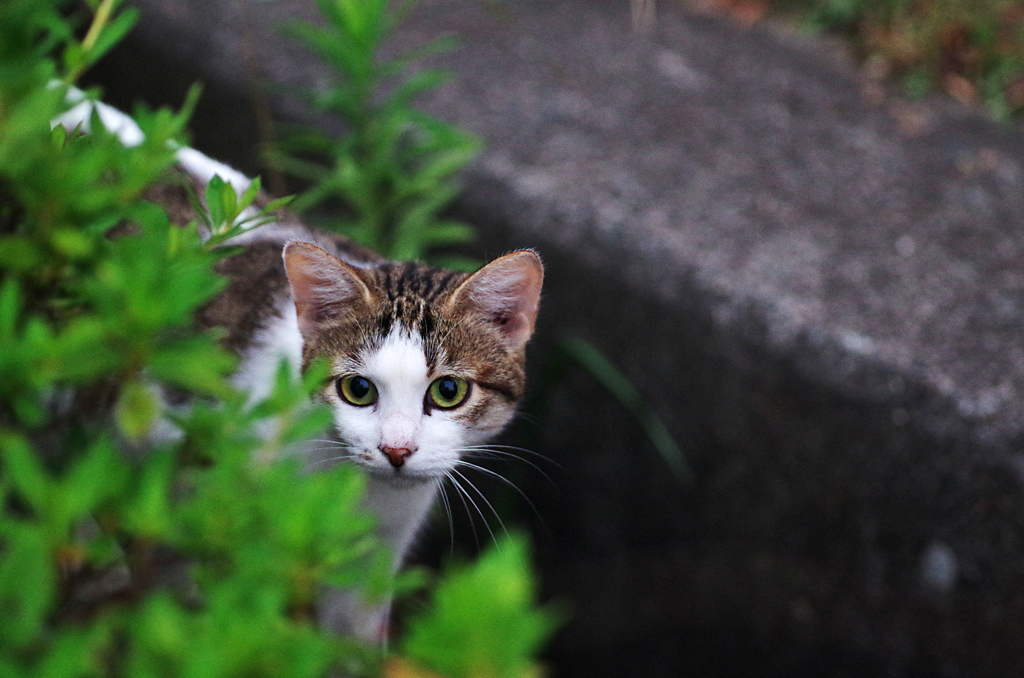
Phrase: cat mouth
[
  {"left": 358, "top": 455, "right": 438, "bottom": 481},
  {"left": 349, "top": 446, "right": 447, "bottom": 484},
  {"left": 368, "top": 465, "right": 438, "bottom": 486}
]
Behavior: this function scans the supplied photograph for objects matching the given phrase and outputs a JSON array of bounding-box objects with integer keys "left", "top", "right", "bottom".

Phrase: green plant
[
  {"left": 394, "top": 534, "right": 558, "bottom": 678},
  {"left": 276, "top": 0, "right": 481, "bottom": 267},
  {"left": 0, "top": 1, "right": 555, "bottom": 676}
]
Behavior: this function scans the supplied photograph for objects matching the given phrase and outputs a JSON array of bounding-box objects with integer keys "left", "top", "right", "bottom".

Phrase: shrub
[
  {"left": 0, "top": 1, "right": 554, "bottom": 676},
  {"left": 276, "top": 0, "right": 481, "bottom": 268}
]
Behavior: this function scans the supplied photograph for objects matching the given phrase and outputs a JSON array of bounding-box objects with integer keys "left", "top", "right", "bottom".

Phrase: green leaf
[
  {"left": 388, "top": 68, "right": 450, "bottom": 109},
  {"left": 423, "top": 221, "right": 476, "bottom": 246},
  {"left": 53, "top": 316, "right": 123, "bottom": 382},
  {"left": 122, "top": 449, "right": 176, "bottom": 539},
  {"left": 149, "top": 335, "right": 235, "bottom": 396},
  {"left": 263, "top": 194, "right": 295, "bottom": 213},
  {"left": 204, "top": 174, "right": 228, "bottom": 227},
  {"left": 32, "top": 621, "right": 113, "bottom": 678},
  {"left": 50, "top": 228, "right": 95, "bottom": 259},
  {"left": 238, "top": 174, "right": 262, "bottom": 212},
  {"left": 0, "top": 280, "right": 21, "bottom": 339},
  {"left": 0, "top": 236, "right": 46, "bottom": 272},
  {"left": 115, "top": 378, "right": 160, "bottom": 443},
  {"left": 61, "top": 40, "right": 86, "bottom": 80},
  {"left": 0, "top": 432, "right": 48, "bottom": 513},
  {"left": 0, "top": 521, "right": 56, "bottom": 647},
  {"left": 400, "top": 534, "right": 558, "bottom": 678},
  {"left": 426, "top": 254, "right": 481, "bottom": 272},
  {"left": 55, "top": 437, "right": 128, "bottom": 533},
  {"left": 282, "top": 0, "right": 481, "bottom": 261},
  {"left": 86, "top": 7, "right": 138, "bottom": 68}
]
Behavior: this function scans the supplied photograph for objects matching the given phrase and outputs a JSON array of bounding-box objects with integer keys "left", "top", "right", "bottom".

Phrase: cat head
[{"left": 282, "top": 241, "right": 543, "bottom": 484}]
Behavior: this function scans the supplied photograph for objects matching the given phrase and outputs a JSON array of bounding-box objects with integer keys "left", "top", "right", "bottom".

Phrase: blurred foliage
[
  {"left": 0, "top": 0, "right": 555, "bottom": 676},
  {"left": 701, "top": 0, "right": 1024, "bottom": 117},
  {"left": 275, "top": 0, "right": 481, "bottom": 267},
  {"left": 393, "top": 535, "right": 558, "bottom": 678}
]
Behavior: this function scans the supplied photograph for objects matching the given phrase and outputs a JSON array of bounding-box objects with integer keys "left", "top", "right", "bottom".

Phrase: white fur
[
  {"left": 327, "top": 330, "right": 466, "bottom": 481},
  {"left": 314, "top": 329, "right": 475, "bottom": 642},
  {"left": 236, "top": 322, "right": 466, "bottom": 616},
  {"left": 230, "top": 304, "right": 304, "bottom": 406},
  {"left": 55, "top": 86, "right": 146, "bottom": 146},
  {"left": 145, "top": 304, "right": 302, "bottom": 451},
  {"left": 53, "top": 85, "right": 255, "bottom": 214},
  {"left": 173, "top": 146, "right": 253, "bottom": 196},
  {"left": 324, "top": 330, "right": 462, "bottom": 571}
]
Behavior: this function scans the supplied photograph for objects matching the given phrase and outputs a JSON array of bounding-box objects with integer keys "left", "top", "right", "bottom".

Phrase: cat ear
[
  {"left": 282, "top": 241, "right": 372, "bottom": 339},
  {"left": 448, "top": 250, "right": 543, "bottom": 352}
]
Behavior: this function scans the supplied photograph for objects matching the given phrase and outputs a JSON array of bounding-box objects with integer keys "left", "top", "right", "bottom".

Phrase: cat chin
[{"left": 363, "top": 466, "right": 441, "bottom": 488}]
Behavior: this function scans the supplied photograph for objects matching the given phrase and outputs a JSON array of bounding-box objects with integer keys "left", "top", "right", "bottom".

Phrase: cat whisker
[
  {"left": 508, "top": 409, "right": 543, "bottom": 429},
  {"left": 458, "top": 446, "right": 550, "bottom": 466},
  {"left": 458, "top": 451, "right": 555, "bottom": 487},
  {"left": 457, "top": 445, "right": 560, "bottom": 485},
  {"left": 275, "top": 439, "right": 341, "bottom": 461},
  {"left": 307, "top": 454, "right": 361, "bottom": 467},
  {"left": 303, "top": 447, "right": 354, "bottom": 454},
  {"left": 443, "top": 471, "right": 484, "bottom": 550},
  {"left": 304, "top": 439, "right": 355, "bottom": 448},
  {"left": 300, "top": 438, "right": 359, "bottom": 467},
  {"left": 436, "top": 314, "right": 471, "bottom": 348},
  {"left": 454, "top": 460, "right": 547, "bottom": 528},
  {"left": 435, "top": 479, "right": 456, "bottom": 556},
  {"left": 450, "top": 468, "right": 508, "bottom": 545},
  {"left": 460, "top": 443, "right": 559, "bottom": 465},
  {"left": 454, "top": 459, "right": 527, "bottom": 496}
]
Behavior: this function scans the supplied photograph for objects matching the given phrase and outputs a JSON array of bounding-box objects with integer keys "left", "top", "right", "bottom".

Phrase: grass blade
[{"left": 559, "top": 337, "right": 693, "bottom": 484}]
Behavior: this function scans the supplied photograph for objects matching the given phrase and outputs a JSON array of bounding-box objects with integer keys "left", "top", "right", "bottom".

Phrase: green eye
[
  {"left": 337, "top": 375, "right": 378, "bottom": 406},
  {"left": 428, "top": 376, "right": 470, "bottom": 409}
]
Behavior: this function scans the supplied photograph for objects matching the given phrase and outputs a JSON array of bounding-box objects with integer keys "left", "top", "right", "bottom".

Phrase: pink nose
[{"left": 381, "top": 446, "right": 414, "bottom": 468}]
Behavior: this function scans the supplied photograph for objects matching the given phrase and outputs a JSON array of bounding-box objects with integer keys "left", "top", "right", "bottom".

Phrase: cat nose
[{"left": 380, "top": 446, "right": 414, "bottom": 468}]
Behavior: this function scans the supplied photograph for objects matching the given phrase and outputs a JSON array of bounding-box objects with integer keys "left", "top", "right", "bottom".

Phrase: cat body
[
  {"left": 57, "top": 94, "right": 544, "bottom": 642},
  {"left": 207, "top": 226, "right": 543, "bottom": 640}
]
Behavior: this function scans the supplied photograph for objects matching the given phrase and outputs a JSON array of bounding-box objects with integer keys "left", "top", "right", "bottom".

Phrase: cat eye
[
  {"left": 337, "top": 375, "right": 378, "bottom": 407},
  {"left": 427, "top": 376, "right": 470, "bottom": 409}
]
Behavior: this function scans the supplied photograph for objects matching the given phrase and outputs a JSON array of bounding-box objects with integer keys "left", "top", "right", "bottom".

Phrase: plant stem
[
  {"left": 65, "top": 0, "right": 118, "bottom": 84},
  {"left": 82, "top": 0, "right": 116, "bottom": 52}
]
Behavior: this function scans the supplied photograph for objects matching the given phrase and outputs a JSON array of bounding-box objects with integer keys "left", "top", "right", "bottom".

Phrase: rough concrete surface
[{"left": 87, "top": 0, "right": 1024, "bottom": 675}]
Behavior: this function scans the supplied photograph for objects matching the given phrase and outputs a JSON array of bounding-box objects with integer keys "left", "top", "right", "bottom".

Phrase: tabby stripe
[{"left": 475, "top": 380, "right": 519, "bottom": 403}]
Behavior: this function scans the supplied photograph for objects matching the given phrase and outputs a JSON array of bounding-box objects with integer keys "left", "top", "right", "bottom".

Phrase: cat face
[{"left": 283, "top": 242, "right": 543, "bottom": 484}]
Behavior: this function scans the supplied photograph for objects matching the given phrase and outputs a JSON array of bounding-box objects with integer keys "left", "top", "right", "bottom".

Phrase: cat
[
  {"left": 200, "top": 225, "right": 543, "bottom": 640},
  {"left": 56, "top": 92, "right": 544, "bottom": 642}
]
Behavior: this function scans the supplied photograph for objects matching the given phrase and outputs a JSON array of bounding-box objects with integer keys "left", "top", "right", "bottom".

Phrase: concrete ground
[{"left": 87, "top": 0, "right": 1024, "bottom": 675}]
